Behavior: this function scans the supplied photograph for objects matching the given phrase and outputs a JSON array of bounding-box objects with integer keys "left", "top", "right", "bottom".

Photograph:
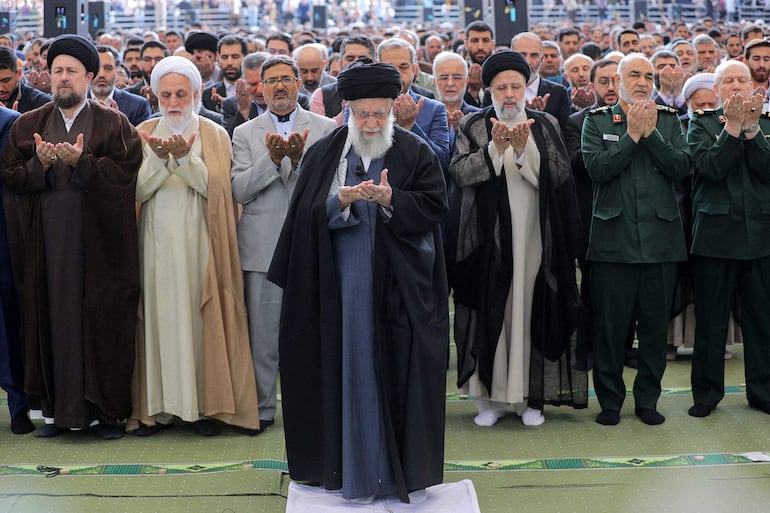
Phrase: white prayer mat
[{"left": 286, "top": 479, "right": 481, "bottom": 512}]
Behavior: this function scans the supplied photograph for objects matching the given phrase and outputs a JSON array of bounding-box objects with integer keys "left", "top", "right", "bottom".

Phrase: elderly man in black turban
[
  {"left": 449, "top": 49, "right": 587, "bottom": 429},
  {"left": 267, "top": 60, "right": 449, "bottom": 504},
  {"left": 1, "top": 34, "right": 142, "bottom": 439}
]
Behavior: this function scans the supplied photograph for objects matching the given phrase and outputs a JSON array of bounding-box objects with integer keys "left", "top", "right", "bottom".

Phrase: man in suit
[
  {"left": 687, "top": 60, "right": 770, "bottom": 418},
  {"left": 0, "top": 46, "right": 50, "bottom": 113},
  {"left": 462, "top": 21, "right": 496, "bottom": 108},
  {"left": 202, "top": 35, "right": 248, "bottom": 113},
  {"left": 511, "top": 32, "right": 571, "bottom": 130},
  {"left": 231, "top": 55, "right": 336, "bottom": 431},
  {"left": 651, "top": 50, "right": 688, "bottom": 117},
  {"left": 294, "top": 43, "right": 335, "bottom": 96},
  {"left": 377, "top": 38, "right": 450, "bottom": 169},
  {"left": 124, "top": 41, "right": 169, "bottom": 113},
  {"left": 582, "top": 54, "right": 692, "bottom": 426},
  {"left": 563, "top": 58, "right": 618, "bottom": 371},
  {"left": 90, "top": 46, "right": 151, "bottom": 126}
]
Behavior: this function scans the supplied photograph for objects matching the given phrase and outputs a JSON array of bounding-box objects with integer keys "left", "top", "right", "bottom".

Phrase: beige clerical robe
[{"left": 129, "top": 115, "right": 259, "bottom": 431}]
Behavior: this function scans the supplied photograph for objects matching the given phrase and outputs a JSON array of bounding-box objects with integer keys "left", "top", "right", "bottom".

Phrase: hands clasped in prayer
[
  {"left": 34, "top": 132, "right": 84, "bottom": 170},
  {"left": 723, "top": 93, "right": 763, "bottom": 137},
  {"left": 625, "top": 100, "right": 659, "bottom": 143},
  {"left": 393, "top": 94, "right": 424, "bottom": 131},
  {"left": 338, "top": 168, "right": 392, "bottom": 211},
  {"left": 266, "top": 128, "right": 310, "bottom": 165},
  {"left": 526, "top": 92, "right": 550, "bottom": 112},
  {"left": 140, "top": 130, "right": 196, "bottom": 160},
  {"left": 490, "top": 117, "right": 535, "bottom": 156}
]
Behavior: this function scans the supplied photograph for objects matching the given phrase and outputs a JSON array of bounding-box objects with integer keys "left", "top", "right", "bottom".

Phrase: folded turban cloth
[
  {"left": 481, "top": 49, "right": 531, "bottom": 88},
  {"left": 150, "top": 56, "right": 202, "bottom": 96},
  {"left": 336, "top": 59, "right": 402, "bottom": 101},
  {"left": 682, "top": 72, "right": 715, "bottom": 101},
  {"left": 47, "top": 34, "right": 99, "bottom": 76},
  {"left": 185, "top": 31, "right": 218, "bottom": 54}
]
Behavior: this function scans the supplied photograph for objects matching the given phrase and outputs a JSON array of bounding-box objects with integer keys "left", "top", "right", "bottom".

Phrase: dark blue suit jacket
[
  {"left": 536, "top": 78, "right": 571, "bottom": 131},
  {"left": 89, "top": 88, "right": 152, "bottom": 126},
  {"left": 408, "top": 90, "right": 451, "bottom": 170}
]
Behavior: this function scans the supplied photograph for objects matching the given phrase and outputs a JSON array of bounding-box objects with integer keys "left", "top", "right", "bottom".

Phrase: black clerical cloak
[{"left": 267, "top": 125, "right": 449, "bottom": 503}]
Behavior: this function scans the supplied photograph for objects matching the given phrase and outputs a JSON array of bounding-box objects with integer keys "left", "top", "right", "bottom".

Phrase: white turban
[
  {"left": 683, "top": 72, "right": 715, "bottom": 101},
  {"left": 150, "top": 56, "right": 203, "bottom": 112}
]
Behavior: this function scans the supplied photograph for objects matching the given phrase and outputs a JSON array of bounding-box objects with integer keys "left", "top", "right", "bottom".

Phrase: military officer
[
  {"left": 686, "top": 60, "right": 770, "bottom": 418},
  {"left": 582, "top": 53, "right": 692, "bottom": 426}
]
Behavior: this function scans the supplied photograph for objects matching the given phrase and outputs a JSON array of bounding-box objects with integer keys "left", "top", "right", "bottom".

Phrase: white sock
[
  {"left": 474, "top": 410, "right": 505, "bottom": 427},
  {"left": 521, "top": 407, "right": 545, "bottom": 426},
  {"left": 408, "top": 489, "right": 428, "bottom": 503}
]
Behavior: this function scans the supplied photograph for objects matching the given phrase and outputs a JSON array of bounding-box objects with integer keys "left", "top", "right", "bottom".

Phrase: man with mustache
[
  {"left": 129, "top": 56, "right": 259, "bottom": 437},
  {"left": 582, "top": 54, "right": 692, "bottom": 426},
  {"left": 267, "top": 60, "right": 449, "bottom": 505},
  {"left": 1, "top": 34, "right": 143, "bottom": 440},
  {"left": 89, "top": 45, "right": 151, "bottom": 126},
  {"left": 463, "top": 20, "right": 496, "bottom": 107},
  {"left": 686, "top": 60, "right": 770, "bottom": 419},
  {"left": 745, "top": 39, "right": 770, "bottom": 100},
  {"left": 449, "top": 50, "right": 585, "bottom": 429},
  {"left": 231, "top": 55, "right": 335, "bottom": 434},
  {"left": 294, "top": 43, "right": 336, "bottom": 96},
  {"left": 202, "top": 35, "right": 248, "bottom": 113}
]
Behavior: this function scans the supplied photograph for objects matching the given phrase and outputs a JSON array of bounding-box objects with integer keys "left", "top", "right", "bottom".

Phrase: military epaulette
[
  {"left": 692, "top": 109, "right": 719, "bottom": 117},
  {"left": 587, "top": 105, "right": 611, "bottom": 115},
  {"left": 655, "top": 105, "right": 679, "bottom": 114}
]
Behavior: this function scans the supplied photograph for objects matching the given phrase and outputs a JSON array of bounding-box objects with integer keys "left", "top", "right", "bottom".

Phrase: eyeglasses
[
  {"left": 436, "top": 74, "right": 466, "bottom": 83},
  {"left": 350, "top": 107, "right": 391, "bottom": 120},
  {"left": 263, "top": 76, "right": 297, "bottom": 87}
]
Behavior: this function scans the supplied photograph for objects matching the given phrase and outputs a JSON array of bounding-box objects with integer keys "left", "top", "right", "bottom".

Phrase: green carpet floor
[{"left": 1, "top": 344, "right": 768, "bottom": 513}]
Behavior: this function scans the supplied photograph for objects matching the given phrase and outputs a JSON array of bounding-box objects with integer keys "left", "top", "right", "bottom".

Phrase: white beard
[
  {"left": 160, "top": 102, "right": 195, "bottom": 134},
  {"left": 348, "top": 112, "right": 395, "bottom": 160},
  {"left": 492, "top": 96, "right": 524, "bottom": 122}
]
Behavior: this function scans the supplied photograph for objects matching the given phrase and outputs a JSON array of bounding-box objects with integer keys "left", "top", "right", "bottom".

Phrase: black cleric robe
[
  {"left": 0, "top": 100, "right": 142, "bottom": 427},
  {"left": 267, "top": 125, "right": 449, "bottom": 503}
]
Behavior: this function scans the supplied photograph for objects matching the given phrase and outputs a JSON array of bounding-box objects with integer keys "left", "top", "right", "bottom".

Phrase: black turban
[
  {"left": 46, "top": 34, "right": 100, "bottom": 76},
  {"left": 481, "top": 50, "right": 531, "bottom": 88},
  {"left": 185, "top": 31, "right": 219, "bottom": 54},
  {"left": 336, "top": 59, "right": 402, "bottom": 101}
]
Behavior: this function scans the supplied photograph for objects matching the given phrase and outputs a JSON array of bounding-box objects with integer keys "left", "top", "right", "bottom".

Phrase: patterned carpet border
[{"left": 0, "top": 453, "right": 764, "bottom": 477}]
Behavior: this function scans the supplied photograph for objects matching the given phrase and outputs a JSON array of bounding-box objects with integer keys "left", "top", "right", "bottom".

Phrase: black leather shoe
[
  {"left": 688, "top": 404, "right": 714, "bottom": 417},
  {"left": 240, "top": 419, "right": 274, "bottom": 436},
  {"left": 132, "top": 423, "right": 169, "bottom": 437},
  {"left": 596, "top": 410, "right": 620, "bottom": 425},
  {"left": 11, "top": 412, "right": 34, "bottom": 435},
  {"left": 635, "top": 408, "right": 665, "bottom": 425},
  {"left": 92, "top": 423, "right": 125, "bottom": 440},
  {"left": 192, "top": 419, "right": 221, "bottom": 436},
  {"left": 35, "top": 424, "right": 64, "bottom": 438},
  {"left": 749, "top": 401, "right": 770, "bottom": 415}
]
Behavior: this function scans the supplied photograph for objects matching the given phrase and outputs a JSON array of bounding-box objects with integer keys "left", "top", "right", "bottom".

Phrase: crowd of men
[{"left": 0, "top": 13, "right": 769, "bottom": 504}]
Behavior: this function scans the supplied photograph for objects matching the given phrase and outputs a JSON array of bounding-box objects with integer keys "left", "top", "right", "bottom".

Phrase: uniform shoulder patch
[
  {"left": 693, "top": 109, "right": 719, "bottom": 117},
  {"left": 587, "top": 105, "right": 610, "bottom": 115},
  {"left": 655, "top": 105, "right": 679, "bottom": 114}
]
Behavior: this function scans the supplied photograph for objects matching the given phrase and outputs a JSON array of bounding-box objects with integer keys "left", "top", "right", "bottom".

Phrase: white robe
[{"left": 136, "top": 116, "right": 210, "bottom": 422}]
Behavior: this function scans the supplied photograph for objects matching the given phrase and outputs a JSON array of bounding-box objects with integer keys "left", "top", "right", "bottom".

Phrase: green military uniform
[
  {"left": 582, "top": 103, "right": 691, "bottom": 418},
  {"left": 687, "top": 108, "right": 770, "bottom": 414}
]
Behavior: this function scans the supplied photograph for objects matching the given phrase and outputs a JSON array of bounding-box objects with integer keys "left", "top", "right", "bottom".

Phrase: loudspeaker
[
  {"left": 312, "top": 5, "right": 326, "bottom": 30},
  {"left": 0, "top": 11, "right": 16, "bottom": 34},
  {"left": 88, "top": 1, "right": 108, "bottom": 38},
  {"left": 44, "top": 0, "right": 89, "bottom": 38},
  {"left": 492, "top": 0, "right": 528, "bottom": 46}
]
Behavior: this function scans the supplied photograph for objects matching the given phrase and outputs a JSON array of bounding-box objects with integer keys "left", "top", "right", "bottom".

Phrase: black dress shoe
[
  {"left": 192, "top": 419, "right": 221, "bottom": 436},
  {"left": 749, "top": 401, "right": 770, "bottom": 415},
  {"left": 11, "top": 412, "right": 34, "bottom": 435},
  {"left": 239, "top": 419, "right": 274, "bottom": 436},
  {"left": 132, "top": 423, "right": 169, "bottom": 437},
  {"left": 92, "top": 423, "right": 125, "bottom": 440},
  {"left": 688, "top": 404, "right": 714, "bottom": 417},
  {"left": 35, "top": 424, "right": 64, "bottom": 438},
  {"left": 596, "top": 410, "right": 620, "bottom": 425},
  {"left": 635, "top": 408, "right": 665, "bottom": 425}
]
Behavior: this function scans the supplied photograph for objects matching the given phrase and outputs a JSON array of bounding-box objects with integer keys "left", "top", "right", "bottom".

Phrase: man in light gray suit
[{"left": 231, "top": 55, "right": 336, "bottom": 432}]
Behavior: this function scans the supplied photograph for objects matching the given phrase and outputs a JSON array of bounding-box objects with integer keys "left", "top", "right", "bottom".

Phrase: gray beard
[
  {"left": 54, "top": 90, "right": 84, "bottom": 110},
  {"left": 492, "top": 96, "right": 523, "bottom": 121},
  {"left": 348, "top": 113, "right": 395, "bottom": 161}
]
